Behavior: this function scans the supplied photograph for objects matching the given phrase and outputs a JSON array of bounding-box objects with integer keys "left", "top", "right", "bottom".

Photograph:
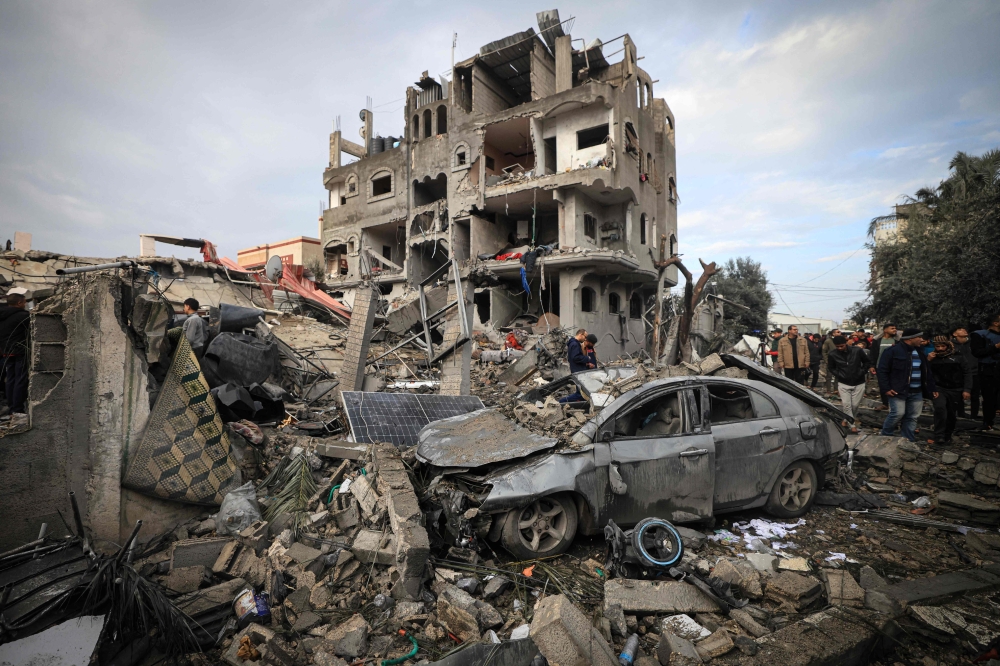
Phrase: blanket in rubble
[{"left": 123, "top": 333, "right": 239, "bottom": 505}]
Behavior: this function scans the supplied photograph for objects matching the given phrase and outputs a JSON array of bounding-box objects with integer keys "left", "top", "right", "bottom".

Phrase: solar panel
[{"left": 341, "top": 392, "right": 485, "bottom": 447}]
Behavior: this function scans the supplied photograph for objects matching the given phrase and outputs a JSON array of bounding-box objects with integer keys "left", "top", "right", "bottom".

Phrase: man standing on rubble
[
  {"left": 870, "top": 323, "right": 897, "bottom": 410},
  {"left": 777, "top": 325, "right": 810, "bottom": 385},
  {"left": 926, "top": 335, "right": 972, "bottom": 445},
  {"left": 952, "top": 327, "right": 979, "bottom": 419},
  {"left": 0, "top": 290, "right": 31, "bottom": 417},
  {"left": 821, "top": 328, "right": 840, "bottom": 395},
  {"left": 568, "top": 329, "right": 594, "bottom": 372},
  {"left": 827, "top": 335, "right": 871, "bottom": 434},
  {"left": 182, "top": 298, "right": 207, "bottom": 359},
  {"left": 971, "top": 314, "right": 1000, "bottom": 431},
  {"left": 877, "top": 328, "right": 938, "bottom": 442}
]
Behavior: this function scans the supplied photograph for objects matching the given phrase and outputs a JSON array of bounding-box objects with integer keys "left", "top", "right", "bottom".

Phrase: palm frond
[{"left": 264, "top": 455, "right": 317, "bottom": 537}]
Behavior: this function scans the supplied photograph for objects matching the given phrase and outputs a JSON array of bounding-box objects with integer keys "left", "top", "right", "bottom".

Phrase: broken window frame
[
  {"left": 345, "top": 174, "right": 359, "bottom": 198},
  {"left": 452, "top": 142, "right": 471, "bottom": 171},
  {"left": 584, "top": 213, "right": 596, "bottom": 240},
  {"left": 581, "top": 286, "right": 596, "bottom": 312}
]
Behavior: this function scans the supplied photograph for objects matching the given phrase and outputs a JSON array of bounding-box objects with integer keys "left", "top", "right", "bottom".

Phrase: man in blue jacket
[
  {"left": 877, "top": 327, "right": 938, "bottom": 441},
  {"left": 567, "top": 329, "right": 594, "bottom": 373}
]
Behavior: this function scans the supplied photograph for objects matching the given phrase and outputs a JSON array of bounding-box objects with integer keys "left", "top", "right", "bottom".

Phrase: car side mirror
[{"left": 601, "top": 431, "right": 613, "bottom": 442}]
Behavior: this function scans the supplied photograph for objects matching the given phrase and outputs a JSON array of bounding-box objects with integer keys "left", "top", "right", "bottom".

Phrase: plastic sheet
[{"left": 216, "top": 482, "right": 261, "bottom": 536}]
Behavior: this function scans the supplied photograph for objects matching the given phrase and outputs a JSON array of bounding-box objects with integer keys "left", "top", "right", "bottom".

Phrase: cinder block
[{"left": 530, "top": 594, "right": 618, "bottom": 666}]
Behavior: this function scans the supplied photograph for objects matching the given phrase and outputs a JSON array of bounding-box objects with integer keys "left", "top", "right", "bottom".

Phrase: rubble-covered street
[{"left": 2, "top": 6, "right": 1000, "bottom": 666}]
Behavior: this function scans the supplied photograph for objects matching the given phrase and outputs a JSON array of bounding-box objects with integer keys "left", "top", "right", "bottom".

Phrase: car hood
[
  {"left": 415, "top": 408, "right": 558, "bottom": 469},
  {"left": 721, "top": 353, "right": 852, "bottom": 422}
]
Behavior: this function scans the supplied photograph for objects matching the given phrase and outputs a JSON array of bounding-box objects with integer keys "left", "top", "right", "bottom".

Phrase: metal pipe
[
  {"left": 117, "top": 520, "right": 143, "bottom": 563},
  {"left": 56, "top": 261, "right": 136, "bottom": 275}
]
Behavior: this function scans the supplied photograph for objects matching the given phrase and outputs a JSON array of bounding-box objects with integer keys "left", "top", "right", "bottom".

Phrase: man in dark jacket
[
  {"left": 567, "top": 329, "right": 594, "bottom": 373},
  {"left": 927, "top": 335, "right": 973, "bottom": 445},
  {"left": 0, "top": 291, "right": 31, "bottom": 415},
  {"left": 877, "top": 327, "right": 938, "bottom": 442},
  {"left": 971, "top": 313, "right": 1000, "bottom": 431},
  {"left": 827, "top": 335, "right": 871, "bottom": 433},
  {"left": 869, "top": 323, "right": 897, "bottom": 410},
  {"left": 952, "top": 327, "right": 979, "bottom": 419},
  {"left": 807, "top": 334, "right": 823, "bottom": 390},
  {"left": 821, "top": 329, "right": 839, "bottom": 395}
]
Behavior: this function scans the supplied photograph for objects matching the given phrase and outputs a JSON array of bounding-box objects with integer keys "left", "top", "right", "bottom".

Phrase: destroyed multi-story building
[{"left": 319, "top": 10, "right": 679, "bottom": 355}]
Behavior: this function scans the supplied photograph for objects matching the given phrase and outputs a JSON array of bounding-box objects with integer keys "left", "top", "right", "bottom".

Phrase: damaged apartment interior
[{"left": 2, "top": 8, "right": 999, "bottom": 666}]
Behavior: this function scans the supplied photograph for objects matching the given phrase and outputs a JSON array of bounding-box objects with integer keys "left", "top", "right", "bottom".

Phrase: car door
[
  {"left": 596, "top": 387, "right": 715, "bottom": 525},
  {"left": 708, "top": 382, "right": 789, "bottom": 508}
]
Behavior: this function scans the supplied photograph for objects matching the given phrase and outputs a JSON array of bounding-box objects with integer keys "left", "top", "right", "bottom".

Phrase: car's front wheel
[
  {"left": 500, "top": 494, "right": 578, "bottom": 559},
  {"left": 765, "top": 460, "right": 818, "bottom": 518}
]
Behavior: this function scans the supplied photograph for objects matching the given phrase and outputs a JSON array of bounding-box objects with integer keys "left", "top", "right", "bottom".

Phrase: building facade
[
  {"left": 319, "top": 11, "right": 679, "bottom": 355},
  {"left": 237, "top": 236, "right": 323, "bottom": 271}
]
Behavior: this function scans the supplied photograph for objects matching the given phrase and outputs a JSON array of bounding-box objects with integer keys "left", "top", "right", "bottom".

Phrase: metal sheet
[
  {"left": 341, "top": 392, "right": 484, "bottom": 447},
  {"left": 415, "top": 409, "right": 557, "bottom": 468}
]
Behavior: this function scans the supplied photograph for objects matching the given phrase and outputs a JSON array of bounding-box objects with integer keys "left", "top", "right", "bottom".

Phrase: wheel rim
[
  {"left": 516, "top": 498, "right": 567, "bottom": 553},
  {"left": 778, "top": 467, "right": 813, "bottom": 511},
  {"left": 636, "top": 522, "right": 680, "bottom": 566}
]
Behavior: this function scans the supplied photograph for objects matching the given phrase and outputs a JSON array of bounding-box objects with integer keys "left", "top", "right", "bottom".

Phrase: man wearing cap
[
  {"left": 827, "top": 335, "right": 871, "bottom": 433},
  {"left": 0, "top": 290, "right": 31, "bottom": 417},
  {"left": 876, "top": 327, "right": 938, "bottom": 442},
  {"left": 584, "top": 333, "right": 599, "bottom": 368},
  {"left": 869, "top": 323, "right": 898, "bottom": 410},
  {"left": 927, "top": 335, "right": 973, "bottom": 445}
]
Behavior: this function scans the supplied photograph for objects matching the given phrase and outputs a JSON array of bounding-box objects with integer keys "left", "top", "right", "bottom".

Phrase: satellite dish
[{"left": 265, "top": 255, "right": 283, "bottom": 282}]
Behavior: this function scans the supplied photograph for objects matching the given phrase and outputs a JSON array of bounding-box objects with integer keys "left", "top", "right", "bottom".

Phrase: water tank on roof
[
  {"left": 383, "top": 136, "right": 396, "bottom": 150},
  {"left": 369, "top": 136, "right": 385, "bottom": 155}
]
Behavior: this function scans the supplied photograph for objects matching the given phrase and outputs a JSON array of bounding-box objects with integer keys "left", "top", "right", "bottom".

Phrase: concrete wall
[{"left": 0, "top": 275, "right": 202, "bottom": 552}]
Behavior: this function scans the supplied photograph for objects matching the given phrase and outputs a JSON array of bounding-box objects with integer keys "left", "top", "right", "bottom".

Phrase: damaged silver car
[{"left": 417, "top": 354, "right": 850, "bottom": 559}]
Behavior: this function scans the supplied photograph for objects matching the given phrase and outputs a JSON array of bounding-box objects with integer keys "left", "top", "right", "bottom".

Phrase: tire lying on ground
[
  {"left": 765, "top": 460, "right": 818, "bottom": 519},
  {"left": 500, "top": 493, "right": 579, "bottom": 559}
]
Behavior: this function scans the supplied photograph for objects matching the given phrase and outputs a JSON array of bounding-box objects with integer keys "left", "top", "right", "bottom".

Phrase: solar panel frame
[{"left": 341, "top": 392, "right": 485, "bottom": 447}]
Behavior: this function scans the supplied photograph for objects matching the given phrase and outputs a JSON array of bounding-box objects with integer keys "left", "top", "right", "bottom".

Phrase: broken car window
[
  {"left": 613, "top": 390, "right": 687, "bottom": 438},
  {"left": 708, "top": 385, "right": 754, "bottom": 424},
  {"left": 750, "top": 390, "right": 779, "bottom": 418}
]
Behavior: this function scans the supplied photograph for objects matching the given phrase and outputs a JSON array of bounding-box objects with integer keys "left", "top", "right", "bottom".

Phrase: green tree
[
  {"left": 714, "top": 256, "right": 773, "bottom": 343},
  {"left": 852, "top": 148, "right": 1000, "bottom": 333}
]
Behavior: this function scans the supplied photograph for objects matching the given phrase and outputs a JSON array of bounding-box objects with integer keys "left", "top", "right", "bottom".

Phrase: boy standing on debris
[
  {"left": 0, "top": 290, "right": 30, "bottom": 417},
  {"left": 777, "top": 325, "right": 810, "bottom": 385},
  {"left": 827, "top": 335, "right": 871, "bottom": 434},
  {"left": 567, "top": 329, "right": 594, "bottom": 372},
  {"left": 877, "top": 328, "right": 938, "bottom": 442},
  {"left": 182, "top": 298, "right": 207, "bottom": 359},
  {"left": 926, "top": 335, "right": 972, "bottom": 445}
]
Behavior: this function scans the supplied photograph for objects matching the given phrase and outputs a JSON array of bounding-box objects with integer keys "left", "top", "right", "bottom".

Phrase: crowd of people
[{"left": 768, "top": 314, "right": 1000, "bottom": 444}]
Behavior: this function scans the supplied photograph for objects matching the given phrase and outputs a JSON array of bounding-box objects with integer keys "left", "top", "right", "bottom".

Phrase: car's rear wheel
[
  {"left": 765, "top": 460, "right": 817, "bottom": 518},
  {"left": 500, "top": 493, "right": 578, "bottom": 559}
]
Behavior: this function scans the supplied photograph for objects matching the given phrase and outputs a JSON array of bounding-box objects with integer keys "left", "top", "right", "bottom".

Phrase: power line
[{"left": 784, "top": 246, "right": 867, "bottom": 287}]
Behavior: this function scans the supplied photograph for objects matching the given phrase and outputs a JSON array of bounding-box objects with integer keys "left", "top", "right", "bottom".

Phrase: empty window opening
[
  {"left": 413, "top": 173, "right": 447, "bottom": 206},
  {"left": 455, "top": 65, "right": 473, "bottom": 113},
  {"left": 381, "top": 245, "right": 392, "bottom": 268},
  {"left": 577, "top": 124, "right": 609, "bottom": 150},
  {"left": 669, "top": 233, "right": 677, "bottom": 256},
  {"left": 645, "top": 83, "right": 652, "bottom": 109},
  {"left": 669, "top": 176, "right": 677, "bottom": 203},
  {"left": 483, "top": 117, "right": 534, "bottom": 180},
  {"left": 646, "top": 153, "right": 652, "bottom": 175},
  {"left": 325, "top": 244, "right": 349, "bottom": 276},
  {"left": 614, "top": 391, "right": 687, "bottom": 438},
  {"left": 584, "top": 213, "right": 596, "bottom": 240},
  {"left": 609, "top": 292, "right": 620, "bottom": 314},
  {"left": 581, "top": 287, "right": 596, "bottom": 312},
  {"left": 372, "top": 174, "right": 392, "bottom": 197},
  {"left": 456, "top": 150, "right": 466, "bottom": 165},
  {"left": 340, "top": 196, "right": 347, "bottom": 205},
  {"left": 636, "top": 79, "right": 641, "bottom": 108},
  {"left": 412, "top": 115, "right": 419, "bottom": 141},
  {"left": 422, "top": 109, "right": 432, "bottom": 139},
  {"left": 436, "top": 105, "right": 447, "bottom": 135},
  {"left": 629, "top": 292, "right": 643, "bottom": 319},
  {"left": 544, "top": 137, "right": 556, "bottom": 173},
  {"left": 640, "top": 213, "right": 647, "bottom": 245}
]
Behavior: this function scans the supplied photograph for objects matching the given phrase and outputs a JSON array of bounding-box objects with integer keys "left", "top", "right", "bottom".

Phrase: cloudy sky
[{"left": 2, "top": 1, "right": 998, "bottom": 321}]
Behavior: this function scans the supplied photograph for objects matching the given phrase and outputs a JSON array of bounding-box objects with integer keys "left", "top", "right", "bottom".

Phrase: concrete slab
[{"left": 604, "top": 578, "right": 719, "bottom": 614}]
